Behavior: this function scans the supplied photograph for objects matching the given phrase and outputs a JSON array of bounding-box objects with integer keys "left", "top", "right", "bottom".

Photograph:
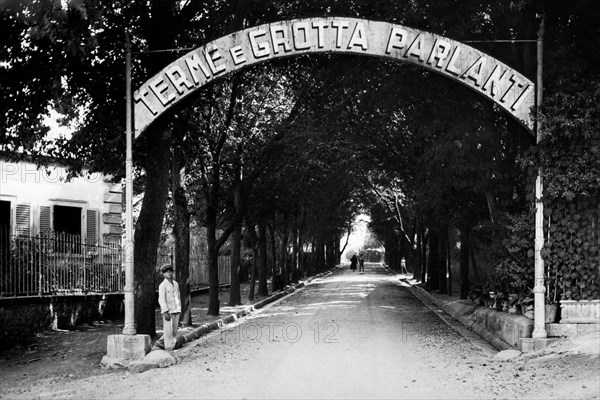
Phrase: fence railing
[
  {"left": 0, "top": 229, "right": 123, "bottom": 297},
  {"left": 156, "top": 249, "right": 231, "bottom": 290},
  {"left": 0, "top": 228, "right": 232, "bottom": 297}
]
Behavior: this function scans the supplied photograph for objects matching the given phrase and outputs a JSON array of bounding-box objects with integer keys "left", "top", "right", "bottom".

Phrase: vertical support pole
[
  {"left": 81, "top": 235, "right": 86, "bottom": 293},
  {"left": 532, "top": 15, "right": 547, "bottom": 338},
  {"left": 38, "top": 234, "right": 43, "bottom": 296},
  {"left": 123, "top": 31, "right": 136, "bottom": 335}
]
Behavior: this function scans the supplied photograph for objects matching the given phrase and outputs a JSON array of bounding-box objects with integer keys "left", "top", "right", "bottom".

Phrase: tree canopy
[{"left": 2, "top": 0, "right": 598, "bottom": 330}]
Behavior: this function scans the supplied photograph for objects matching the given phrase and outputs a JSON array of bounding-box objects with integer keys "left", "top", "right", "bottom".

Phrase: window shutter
[
  {"left": 40, "top": 206, "right": 52, "bottom": 234},
  {"left": 16, "top": 204, "right": 31, "bottom": 236},
  {"left": 86, "top": 209, "right": 98, "bottom": 246}
]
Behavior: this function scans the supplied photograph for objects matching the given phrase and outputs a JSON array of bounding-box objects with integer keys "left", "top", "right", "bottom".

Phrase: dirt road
[{"left": 1, "top": 264, "right": 598, "bottom": 399}]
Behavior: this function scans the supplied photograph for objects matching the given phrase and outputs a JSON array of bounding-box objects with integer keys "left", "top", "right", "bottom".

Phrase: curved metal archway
[{"left": 133, "top": 17, "right": 535, "bottom": 137}]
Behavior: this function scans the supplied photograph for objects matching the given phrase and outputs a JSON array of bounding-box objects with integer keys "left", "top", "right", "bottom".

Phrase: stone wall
[
  {"left": 470, "top": 308, "right": 535, "bottom": 349},
  {"left": 0, "top": 294, "right": 123, "bottom": 352}
]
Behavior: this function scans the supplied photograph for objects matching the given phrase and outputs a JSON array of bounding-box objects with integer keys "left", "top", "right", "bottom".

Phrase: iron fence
[
  {"left": 0, "top": 229, "right": 123, "bottom": 297},
  {"left": 156, "top": 248, "right": 231, "bottom": 290},
  {"left": 0, "top": 227, "right": 232, "bottom": 297}
]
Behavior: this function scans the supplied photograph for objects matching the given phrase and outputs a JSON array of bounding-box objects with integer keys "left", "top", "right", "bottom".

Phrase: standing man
[
  {"left": 157, "top": 264, "right": 181, "bottom": 351},
  {"left": 358, "top": 252, "right": 365, "bottom": 273}
]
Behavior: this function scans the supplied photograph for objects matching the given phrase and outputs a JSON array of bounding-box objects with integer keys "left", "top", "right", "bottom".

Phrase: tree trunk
[
  {"left": 334, "top": 235, "right": 341, "bottom": 266},
  {"left": 269, "top": 222, "right": 278, "bottom": 292},
  {"left": 291, "top": 225, "right": 299, "bottom": 283},
  {"left": 446, "top": 227, "right": 452, "bottom": 296},
  {"left": 438, "top": 226, "right": 448, "bottom": 294},
  {"left": 258, "top": 222, "right": 268, "bottom": 296},
  {"left": 316, "top": 239, "right": 324, "bottom": 273},
  {"left": 247, "top": 222, "right": 259, "bottom": 302},
  {"left": 421, "top": 227, "right": 428, "bottom": 283},
  {"left": 339, "top": 225, "right": 351, "bottom": 262},
  {"left": 389, "top": 235, "right": 399, "bottom": 271},
  {"left": 470, "top": 245, "right": 481, "bottom": 283},
  {"left": 229, "top": 221, "right": 242, "bottom": 306},
  {"left": 172, "top": 149, "right": 191, "bottom": 326},
  {"left": 298, "top": 227, "right": 305, "bottom": 280},
  {"left": 133, "top": 124, "right": 172, "bottom": 337},
  {"left": 248, "top": 250, "right": 258, "bottom": 302},
  {"left": 459, "top": 224, "right": 471, "bottom": 299},
  {"left": 413, "top": 222, "right": 422, "bottom": 281},
  {"left": 206, "top": 192, "right": 220, "bottom": 315},
  {"left": 427, "top": 229, "right": 439, "bottom": 290},
  {"left": 229, "top": 166, "right": 242, "bottom": 306},
  {"left": 280, "top": 216, "right": 289, "bottom": 287}
]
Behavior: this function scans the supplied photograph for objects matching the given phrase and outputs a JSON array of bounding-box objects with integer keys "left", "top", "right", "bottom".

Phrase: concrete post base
[
  {"left": 101, "top": 334, "right": 151, "bottom": 369},
  {"left": 520, "top": 337, "right": 563, "bottom": 352}
]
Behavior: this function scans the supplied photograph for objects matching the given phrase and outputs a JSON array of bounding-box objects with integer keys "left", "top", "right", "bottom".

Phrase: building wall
[{"left": 0, "top": 160, "right": 122, "bottom": 245}]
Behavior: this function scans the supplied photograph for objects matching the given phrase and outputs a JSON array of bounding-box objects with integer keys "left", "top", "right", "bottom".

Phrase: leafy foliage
[
  {"left": 544, "top": 200, "right": 599, "bottom": 301},
  {"left": 473, "top": 212, "right": 534, "bottom": 294}
]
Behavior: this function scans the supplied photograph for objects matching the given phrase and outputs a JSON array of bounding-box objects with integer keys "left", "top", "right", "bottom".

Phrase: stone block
[
  {"left": 105, "top": 334, "right": 151, "bottom": 365},
  {"left": 102, "top": 213, "right": 122, "bottom": 224},
  {"left": 547, "top": 323, "right": 578, "bottom": 337},
  {"left": 546, "top": 323, "right": 599, "bottom": 338},
  {"left": 520, "top": 338, "right": 535, "bottom": 352},
  {"left": 518, "top": 337, "right": 564, "bottom": 352},
  {"left": 560, "top": 300, "right": 600, "bottom": 324},
  {"left": 100, "top": 356, "right": 125, "bottom": 370},
  {"left": 533, "top": 338, "right": 564, "bottom": 351},
  {"left": 143, "top": 349, "right": 178, "bottom": 368},
  {"left": 104, "top": 193, "right": 122, "bottom": 204},
  {"left": 108, "top": 225, "right": 123, "bottom": 234},
  {"left": 494, "top": 349, "right": 522, "bottom": 361},
  {"left": 128, "top": 360, "right": 158, "bottom": 374}
]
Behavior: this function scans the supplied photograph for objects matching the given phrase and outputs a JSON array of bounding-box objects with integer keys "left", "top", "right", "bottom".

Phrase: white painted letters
[
  {"left": 134, "top": 88, "right": 158, "bottom": 116},
  {"left": 427, "top": 39, "right": 452, "bottom": 68},
  {"left": 249, "top": 29, "right": 271, "bottom": 58},
  {"left": 293, "top": 22, "right": 312, "bottom": 50},
  {"left": 311, "top": 21, "right": 328, "bottom": 48},
  {"left": 347, "top": 22, "right": 368, "bottom": 50},
  {"left": 166, "top": 65, "right": 194, "bottom": 94},
  {"left": 204, "top": 46, "right": 226, "bottom": 75},
  {"left": 270, "top": 24, "right": 292, "bottom": 54},
  {"left": 229, "top": 45, "right": 247, "bottom": 65},
  {"left": 184, "top": 53, "right": 211, "bottom": 84},
  {"left": 386, "top": 27, "right": 407, "bottom": 54},
  {"left": 462, "top": 56, "right": 487, "bottom": 86},
  {"left": 445, "top": 46, "right": 463, "bottom": 75},
  {"left": 482, "top": 65, "right": 507, "bottom": 98},
  {"left": 404, "top": 34, "right": 424, "bottom": 62},
  {"left": 149, "top": 77, "right": 175, "bottom": 106},
  {"left": 331, "top": 20, "right": 350, "bottom": 49}
]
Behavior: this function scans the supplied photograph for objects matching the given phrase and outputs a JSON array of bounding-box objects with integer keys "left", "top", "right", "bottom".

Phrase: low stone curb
[
  {"left": 380, "top": 264, "right": 513, "bottom": 351},
  {"left": 407, "top": 283, "right": 513, "bottom": 351}
]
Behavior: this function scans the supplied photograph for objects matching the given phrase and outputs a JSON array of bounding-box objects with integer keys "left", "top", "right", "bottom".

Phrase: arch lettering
[{"left": 134, "top": 17, "right": 535, "bottom": 137}]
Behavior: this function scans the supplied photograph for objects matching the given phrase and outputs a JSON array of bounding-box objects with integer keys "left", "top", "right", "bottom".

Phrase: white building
[{"left": 0, "top": 159, "right": 122, "bottom": 245}]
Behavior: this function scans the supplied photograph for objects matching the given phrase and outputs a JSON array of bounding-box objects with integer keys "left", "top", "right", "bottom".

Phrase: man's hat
[{"left": 161, "top": 265, "right": 174, "bottom": 273}]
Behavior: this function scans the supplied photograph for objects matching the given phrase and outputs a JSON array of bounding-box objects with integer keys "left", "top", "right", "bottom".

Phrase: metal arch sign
[{"left": 134, "top": 17, "right": 535, "bottom": 137}]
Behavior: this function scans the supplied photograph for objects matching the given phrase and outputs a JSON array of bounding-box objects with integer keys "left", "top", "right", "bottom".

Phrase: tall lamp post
[
  {"left": 123, "top": 31, "right": 136, "bottom": 335},
  {"left": 101, "top": 32, "right": 150, "bottom": 369},
  {"left": 532, "top": 15, "right": 547, "bottom": 338}
]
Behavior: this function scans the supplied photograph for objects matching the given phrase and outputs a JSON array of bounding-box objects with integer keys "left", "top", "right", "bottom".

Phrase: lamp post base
[{"left": 101, "top": 334, "right": 151, "bottom": 369}]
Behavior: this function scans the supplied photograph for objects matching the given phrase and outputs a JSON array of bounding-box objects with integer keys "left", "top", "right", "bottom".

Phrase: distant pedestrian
[
  {"left": 358, "top": 253, "right": 365, "bottom": 272},
  {"left": 156, "top": 265, "right": 181, "bottom": 351},
  {"left": 350, "top": 254, "right": 358, "bottom": 271}
]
